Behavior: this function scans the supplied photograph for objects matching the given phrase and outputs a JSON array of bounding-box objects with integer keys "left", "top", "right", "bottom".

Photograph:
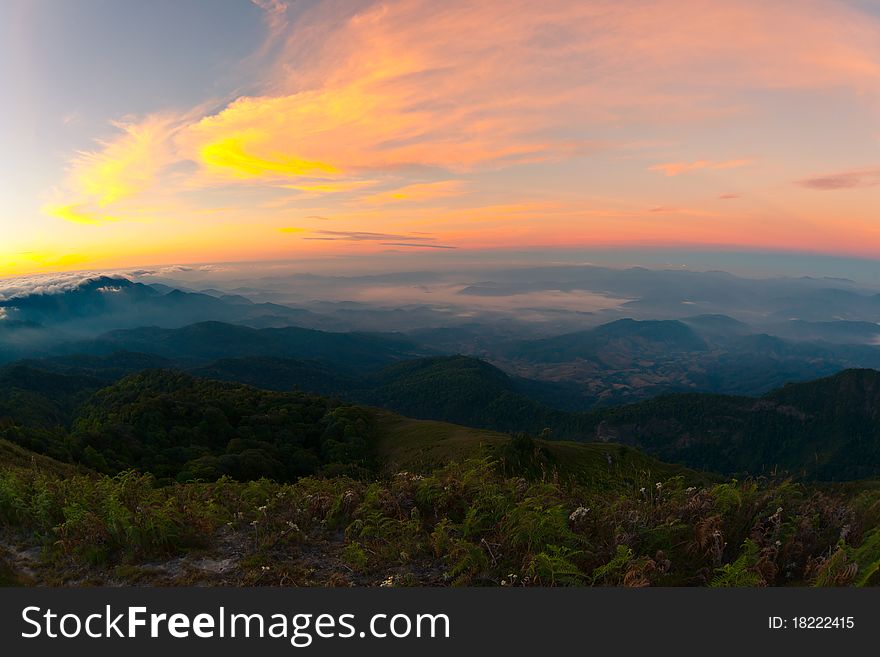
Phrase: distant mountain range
[
  {"left": 507, "top": 318, "right": 709, "bottom": 364},
  {"left": 55, "top": 310, "right": 879, "bottom": 406},
  {"left": 4, "top": 278, "right": 880, "bottom": 408},
  {"left": 64, "top": 321, "right": 432, "bottom": 370},
  {"left": 0, "top": 275, "right": 340, "bottom": 337},
  {"left": 450, "top": 264, "right": 880, "bottom": 324}
]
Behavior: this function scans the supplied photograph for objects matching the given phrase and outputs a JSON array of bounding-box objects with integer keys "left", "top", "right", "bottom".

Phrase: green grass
[
  {"left": 375, "top": 412, "right": 506, "bottom": 472},
  {"left": 0, "top": 438, "right": 82, "bottom": 477},
  {"left": 374, "top": 411, "right": 709, "bottom": 491}
]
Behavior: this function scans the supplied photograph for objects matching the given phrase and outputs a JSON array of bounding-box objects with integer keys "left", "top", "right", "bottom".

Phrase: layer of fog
[{"left": 5, "top": 252, "right": 880, "bottom": 342}]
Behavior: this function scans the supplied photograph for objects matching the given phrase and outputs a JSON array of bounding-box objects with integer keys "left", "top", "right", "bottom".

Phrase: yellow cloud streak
[
  {"left": 199, "top": 133, "right": 338, "bottom": 179},
  {"left": 41, "top": 203, "right": 118, "bottom": 225}
]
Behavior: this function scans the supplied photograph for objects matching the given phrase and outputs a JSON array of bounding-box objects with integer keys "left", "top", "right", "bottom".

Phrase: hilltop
[{"left": 585, "top": 369, "right": 880, "bottom": 480}]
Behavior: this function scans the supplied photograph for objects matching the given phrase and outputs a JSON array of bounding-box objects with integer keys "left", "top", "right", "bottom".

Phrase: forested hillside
[{"left": 1, "top": 361, "right": 880, "bottom": 587}]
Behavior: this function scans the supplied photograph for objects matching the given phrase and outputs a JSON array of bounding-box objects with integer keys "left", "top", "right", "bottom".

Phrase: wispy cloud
[
  {"left": 43, "top": 115, "right": 182, "bottom": 223},
  {"left": 32, "top": 0, "right": 880, "bottom": 263},
  {"left": 360, "top": 180, "right": 466, "bottom": 205},
  {"left": 382, "top": 242, "right": 457, "bottom": 249},
  {"left": 127, "top": 264, "right": 220, "bottom": 278},
  {"left": 796, "top": 167, "right": 880, "bottom": 190},
  {"left": 44, "top": 203, "right": 119, "bottom": 225},
  {"left": 302, "top": 230, "right": 439, "bottom": 243},
  {"left": 248, "top": 0, "right": 291, "bottom": 61},
  {"left": 53, "top": 0, "right": 874, "bottom": 217},
  {"left": 251, "top": 0, "right": 288, "bottom": 34},
  {"left": 284, "top": 180, "right": 379, "bottom": 194},
  {"left": 649, "top": 159, "right": 752, "bottom": 177}
]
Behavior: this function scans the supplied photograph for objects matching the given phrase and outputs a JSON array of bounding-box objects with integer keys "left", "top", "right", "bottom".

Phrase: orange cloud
[
  {"left": 79, "top": 1, "right": 880, "bottom": 193},
  {"left": 49, "top": 0, "right": 880, "bottom": 203},
  {"left": 33, "top": 0, "right": 880, "bottom": 265},
  {"left": 649, "top": 159, "right": 753, "bottom": 177}
]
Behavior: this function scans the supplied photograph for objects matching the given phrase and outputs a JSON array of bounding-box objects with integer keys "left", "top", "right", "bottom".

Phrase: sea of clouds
[{"left": 0, "top": 272, "right": 128, "bottom": 302}]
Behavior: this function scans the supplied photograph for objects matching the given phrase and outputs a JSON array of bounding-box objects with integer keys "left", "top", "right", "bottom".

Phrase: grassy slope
[
  {"left": 374, "top": 411, "right": 708, "bottom": 489},
  {"left": 4, "top": 404, "right": 706, "bottom": 491},
  {"left": 0, "top": 438, "right": 81, "bottom": 477}
]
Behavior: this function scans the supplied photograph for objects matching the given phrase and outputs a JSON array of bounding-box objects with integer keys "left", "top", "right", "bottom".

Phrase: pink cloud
[{"left": 796, "top": 167, "right": 880, "bottom": 190}]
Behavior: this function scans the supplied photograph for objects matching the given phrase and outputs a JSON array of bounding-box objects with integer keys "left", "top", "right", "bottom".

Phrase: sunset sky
[{"left": 3, "top": 0, "right": 880, "bottom": 277}]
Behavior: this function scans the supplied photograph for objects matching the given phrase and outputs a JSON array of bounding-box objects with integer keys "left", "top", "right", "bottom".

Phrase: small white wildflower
[{"left": 569, "top": 507, "right": 590, "bottom": 523}]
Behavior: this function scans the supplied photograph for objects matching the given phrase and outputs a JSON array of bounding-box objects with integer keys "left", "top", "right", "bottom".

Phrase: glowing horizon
[{"left": 4, "top": 0, "right": 880, "bottom": 277}]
